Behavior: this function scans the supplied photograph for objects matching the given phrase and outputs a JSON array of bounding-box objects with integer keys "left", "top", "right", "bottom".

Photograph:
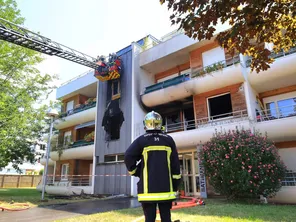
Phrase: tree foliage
[
  {"left": 200, "top": 129, "right": 286, "bottom": 199},
  {"left": 160, "top": 0, "right": 296, "bottom": 73},
  {"left": 0, "top": 0, "right": 57, "bottom": 170}
]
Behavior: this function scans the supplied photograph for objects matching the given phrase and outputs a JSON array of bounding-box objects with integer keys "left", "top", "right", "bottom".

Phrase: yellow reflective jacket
[{"left": 124, "top": 130, "right": 181, "bottom": 202}]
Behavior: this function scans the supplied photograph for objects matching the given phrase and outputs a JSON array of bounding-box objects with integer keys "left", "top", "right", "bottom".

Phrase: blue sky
[{"left": 15, "top": 0, "right": 177, "bottom": 102}]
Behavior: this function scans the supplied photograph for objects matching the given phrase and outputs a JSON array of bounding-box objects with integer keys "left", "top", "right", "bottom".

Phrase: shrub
[{"left": 200, "top": 128, "right": 286, "bottom": 199}]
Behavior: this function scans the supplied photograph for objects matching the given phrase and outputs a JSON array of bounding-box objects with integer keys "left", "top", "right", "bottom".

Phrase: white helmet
[{"left": 143, "top": 111, "right": 163, "bottom": 131}]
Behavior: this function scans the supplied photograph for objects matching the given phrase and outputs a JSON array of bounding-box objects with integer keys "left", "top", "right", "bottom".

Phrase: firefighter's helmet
[{"left": 143, "top": 111, "right": 163, "bottom": 131}]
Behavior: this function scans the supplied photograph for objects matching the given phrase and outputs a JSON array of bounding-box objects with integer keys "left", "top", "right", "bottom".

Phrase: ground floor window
[
  {"left": 61, "top": 164, "right": 69, "bottom": 180},
  {"left": 178, "top": 152, "right": 200, "bottom": 196},
  {"left": 104, "top": 154, "right": 125, "bottom": 163}
]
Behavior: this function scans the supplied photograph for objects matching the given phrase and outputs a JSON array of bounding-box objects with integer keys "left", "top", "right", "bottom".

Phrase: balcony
[
  {"left": 269, "top": 171, "right": 296, "bottom": 204},
  {"left": 36, "top": 175, "right": 93, "bottom": 196},
  {"left": 54, "top": 101, "right": 96, "bottom": 129},
  {"left": 163, "top": 110, "right": 250, "bottom": 149},
  {"left": 50, "top": 140, "right": 94, "bottom": 161},
  {"left": 141, "top": 56, "right": 244, "bottom": 108},
  {"left": 40, "top": 154, "right": 55, "bottom": 166},
  {"left": 144, "top": 74, "right": 190, "bottom": 94},
  {"left": 248, "top": 47, "right": 296, "bottom": 93},
  {"left": 56, "top": 70, "right": 97, "bottom": 100},
  {"left": 255, "top": 105, "right": 296, "bottom": 142},
  {"left": 139, "top": 23, "right": 231, "bottom": 74}
]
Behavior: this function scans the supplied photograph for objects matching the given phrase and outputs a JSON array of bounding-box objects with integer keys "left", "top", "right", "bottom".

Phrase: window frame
[
  {"left": 66, "top": 100, "right": 74, "bottom": 112},
  {"left": 104, "top": 154, "right": 125, "bottom": 163},
  {"left": 207, "top": 92, "right": 233, "bottom": 121},
  {"left": 61, "top": 163, "right": 69, "bottom": 180},
  {"left": 111, "top": 80, "right": 121, "bottom": 100}
]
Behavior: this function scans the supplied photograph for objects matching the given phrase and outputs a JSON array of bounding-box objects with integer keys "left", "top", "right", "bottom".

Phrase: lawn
[
  {"left": 56, "top": 199, "right": 296, "bottom": 222},
  {"left": 0, "top": 188, "right": 101, "bottom": 208}
]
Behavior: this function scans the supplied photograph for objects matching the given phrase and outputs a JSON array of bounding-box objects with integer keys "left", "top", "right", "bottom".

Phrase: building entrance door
[{"left": 179, "top": 152, "right": 200, "bottom": 197}]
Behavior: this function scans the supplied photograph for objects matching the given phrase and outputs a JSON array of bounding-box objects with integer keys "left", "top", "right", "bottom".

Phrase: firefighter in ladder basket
[{"left": 124, "top": 111, "right": 181, "bottom": 222}]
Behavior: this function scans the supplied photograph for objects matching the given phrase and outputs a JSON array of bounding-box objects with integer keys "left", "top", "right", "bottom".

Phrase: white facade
[
  {"left": 134, "top": 30, "right": 296, "bottom": 203},
  {"left": 46, "top": 28, "right": 296, "bottom": 202}
]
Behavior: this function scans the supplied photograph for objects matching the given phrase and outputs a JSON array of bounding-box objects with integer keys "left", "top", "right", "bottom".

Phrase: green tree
[
  {"left": 160, "top": 0, "right": 296, "bottom": 73},
  {"left": 0, "top": 0, "right": 57, "bottom": 170}
]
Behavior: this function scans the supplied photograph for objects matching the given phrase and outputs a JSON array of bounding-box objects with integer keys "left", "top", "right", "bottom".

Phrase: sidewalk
[{"left": 0, "top": 197, "right": 141, "bottom": 222}]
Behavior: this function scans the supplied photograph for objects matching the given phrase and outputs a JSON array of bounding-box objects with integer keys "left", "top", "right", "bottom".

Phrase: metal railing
[
  {"left": 246, "top": 46, "right": 296, "bottom": 67},
  {"left": 41, "top": 174, "right": 130, "bottom": 187},
  {"left": 256, "top": 104, "right": 296, "bottom": 122},
  {"left": 58, "top": 101, "right": 96, "bottom": 118},
  {"left": 51, "top": 140, "right": 94, "bottom": 152},
  {"left": 60, "top": 69, "right": 94, "bottom": 87},
  {"left": 160, "top": 29, "right": 185, "bottom": 42},
  {"left": 282, "top": 171, "right": 296, "bottom": 187},
  {"left": 165, "top": 110, "right": 249, "bottom": 133},
  {"left": 142, "top": 55, "right": 241, "bottom": 95},
  {"left": 144, "top": 74, "right": 190, "bottom": 94},
  {"left": 46, "top": 175, "right": 93, "bottom": 187},
  {"left": 191, "top": 55, "right": 241, "bottom": 78}
]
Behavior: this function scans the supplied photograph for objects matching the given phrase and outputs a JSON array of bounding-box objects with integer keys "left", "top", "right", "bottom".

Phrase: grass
[
  {"left": 56, "top": 199, "right": 296, "bottom": 222},
  {"left": 0, "top": 188, "right": 102, "bottom": 208}
]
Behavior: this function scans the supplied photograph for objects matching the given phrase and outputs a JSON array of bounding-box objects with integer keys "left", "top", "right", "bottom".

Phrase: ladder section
[{"left": 0, "top": 18, "right": 98, "bottom": 69}]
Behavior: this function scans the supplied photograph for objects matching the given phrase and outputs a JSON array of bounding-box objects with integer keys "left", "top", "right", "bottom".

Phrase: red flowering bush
[{"left": 200, "top": 129, "right": 286, "bottom": 199}]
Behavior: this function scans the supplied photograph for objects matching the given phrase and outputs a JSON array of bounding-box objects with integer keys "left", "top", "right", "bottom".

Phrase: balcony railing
[
  {"left": 69, "top": 140, "right": 94, "bottom": 148},
  {"left": 165, "top": 110, "right": 248, "bottom": 133},
  {"left": 59, "top": 101, "right": 96, "bottom": 118},
  {"left": 143, "top": 55, "right": 241, "bottom": 95},
  {"left": 256, "top": 105, "right": 296, "bottom": 122},
  {"left": 246, "top": 47, "right": 296, "bottom": 67},
  {"left": 282, "top": 171, "right": 296, "bottom": 187},
  {"left": 144, "top": 74, "right": 190, "bottom": 94},
  {"left": 46, "top": 175, "right": 92, "bottom": 187},
  {"left": 51, "top": 140, "right": 94, "bottom": 152},
  {"left": 191, "top": 55, "right": 241, "bottom": 78}
]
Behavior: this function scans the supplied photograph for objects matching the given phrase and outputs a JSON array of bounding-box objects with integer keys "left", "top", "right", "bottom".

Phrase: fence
[{"left": 0, "top": 175, "right": 42, "bottom": 188}]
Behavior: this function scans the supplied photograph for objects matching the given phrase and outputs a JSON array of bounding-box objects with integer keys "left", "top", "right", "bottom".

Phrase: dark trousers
[{"left": 141, "top": 201, "right": 172, "bottom": 222}]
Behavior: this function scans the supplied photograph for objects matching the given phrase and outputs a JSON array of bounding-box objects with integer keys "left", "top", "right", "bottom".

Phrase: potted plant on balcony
[{"left": 84, "top": 131, "right": 95, "bottom": 142}]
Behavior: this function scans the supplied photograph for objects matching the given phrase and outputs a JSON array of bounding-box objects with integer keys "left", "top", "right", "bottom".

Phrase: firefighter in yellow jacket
[{"left": 124, "top": 111, "right": 181, "bottom": 222}]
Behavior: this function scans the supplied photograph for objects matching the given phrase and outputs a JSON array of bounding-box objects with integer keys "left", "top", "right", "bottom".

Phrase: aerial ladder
[{"left": 0, "top": 17, "right": 122, "bottom": 81}]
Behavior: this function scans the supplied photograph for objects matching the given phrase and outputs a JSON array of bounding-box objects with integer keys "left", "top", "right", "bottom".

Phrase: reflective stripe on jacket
[{"left": 124, "top": 130, "right": 181, "bottom": 202}]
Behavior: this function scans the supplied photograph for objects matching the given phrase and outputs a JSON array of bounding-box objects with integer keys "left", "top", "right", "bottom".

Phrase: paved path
[{"left": 0, "top": 197, "right": 141, "bottom": 222}]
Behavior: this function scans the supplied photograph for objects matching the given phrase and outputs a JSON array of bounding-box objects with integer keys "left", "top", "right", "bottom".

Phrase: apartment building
[
  {"left": 39, "top": 29, "right": 296, "bottom": 203},
  {"left": 37, "top": 70, "right": 98, "bottom": 195},
  {"left": 135, "top": 31, "right": 296, "bottom": 203}
]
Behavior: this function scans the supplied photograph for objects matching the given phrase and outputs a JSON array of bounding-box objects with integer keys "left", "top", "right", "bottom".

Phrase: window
[
  {"left": 66, "top": 100, "right": 74, "bottom": 112},
  {"left": 265, "top": 96, "right": 296, "bottom": 118},
  {"left": 208, "top": 93, "right": 233, "bottom": 120},
  {"left": 165, "top": 112, "right": 182, "bottom": 132},
  {"left": 64, "top": 131, "right": 72, "bottom": 145},
  {"left": 112, "top": 80, "right": 120, "bottom": 100},
  {"left": 277, "top": 97, "right": 296, "bottom": 117},
  {"left": 104, "top": 154, "right": 125, "bottom": 163},
  {"left": 104, "top": 155, "right": 116, "bottom": 162},
  {"left": 202, "top": 47, "right": 226, "bottom": 67},
  {"left": 117, "top": 154, "right": 125, "bottom": 161},
  {"left": 61, "top": 164, "right": 69, "bottom": 180},
  {"left": 266, "top": 102, "right": 276, "bottom": 117}
]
